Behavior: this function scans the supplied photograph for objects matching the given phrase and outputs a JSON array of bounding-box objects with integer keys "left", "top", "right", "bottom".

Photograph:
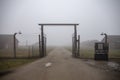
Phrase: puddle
[
  {"left": 84, "top": 59, "right": 120, "bottom": 72},
  {"left": 107, "top": 62, "right": 120, "bottom": 71}
]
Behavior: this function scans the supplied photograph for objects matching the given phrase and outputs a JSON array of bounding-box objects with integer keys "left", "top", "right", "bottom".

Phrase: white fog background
[{"left": 0, "top": 0, "right": 120, "bottom": 46}]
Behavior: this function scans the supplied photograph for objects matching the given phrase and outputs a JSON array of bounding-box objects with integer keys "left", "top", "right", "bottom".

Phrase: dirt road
[{"left": 0, "top": 48, "right": 119, "bottom": 80}]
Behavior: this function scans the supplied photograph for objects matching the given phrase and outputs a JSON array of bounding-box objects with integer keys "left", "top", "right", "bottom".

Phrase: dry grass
[
  {"left": 0, "top": 46, "right": 54, "bottom": 58},
  {"left": 0, "top": 46, "right": 54, "bottom": 72},
  {"left": 0, "top": 59, "right": 36, "bottom": 71},
  {"left": 65, "top": 47, "right": 120, "bottom": 59}
]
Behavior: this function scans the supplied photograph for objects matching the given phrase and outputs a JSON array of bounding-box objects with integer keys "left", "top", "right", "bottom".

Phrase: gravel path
[{"left": 0, "top": 47, "right": 118, "bottom": 80}]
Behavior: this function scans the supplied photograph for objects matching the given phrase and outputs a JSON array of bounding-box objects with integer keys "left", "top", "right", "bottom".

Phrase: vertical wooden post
[
  {"left": 72, "top": 36, "right": 74, "bottom": 56},
  {"left": 32, "top": 46, "right": 34, "bottom": 57},
  {"left": 13, "top": 33, "right": 17, "bottom": 58},
  {"left": 78, "top": 35, "right": 80, "bottom": 57},
  {"left": 74, "top": 25, "right": 77, "bottom": 57},
  {"left": 39, "top": 35, "right": 41, "bottom": 57},
  {"left": 44, "top": 37, "right": 47, "bottom": 56},
  {"left": 41, "top": 25, "right": 44, "bottom": 57}
]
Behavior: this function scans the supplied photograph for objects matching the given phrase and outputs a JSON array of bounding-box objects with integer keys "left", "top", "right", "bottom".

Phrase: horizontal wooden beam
[{"left": 38, "top": 23, "right": 79, "bottom": 26}]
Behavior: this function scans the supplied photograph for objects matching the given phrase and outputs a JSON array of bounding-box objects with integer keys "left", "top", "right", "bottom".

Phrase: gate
[
  {"left": 0, "top": 23, "right": 79, "bottom": 59},
  {"left": 38, "top": 23, "right": 80, "bottom": 58}
]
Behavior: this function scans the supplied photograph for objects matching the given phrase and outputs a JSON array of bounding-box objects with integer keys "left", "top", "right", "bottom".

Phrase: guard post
[{"left": 94, "top": 33, "right": 109, "bottom": 60}]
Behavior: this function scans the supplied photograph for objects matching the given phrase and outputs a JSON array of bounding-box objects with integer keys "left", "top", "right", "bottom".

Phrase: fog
[{"left": 0, "top": 0, "right": 120, "bottom": 46}]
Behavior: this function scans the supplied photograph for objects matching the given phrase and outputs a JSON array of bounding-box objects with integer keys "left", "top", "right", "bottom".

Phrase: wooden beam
[{"left": 38, "top": 23, "right": 79, "bottom": 26}]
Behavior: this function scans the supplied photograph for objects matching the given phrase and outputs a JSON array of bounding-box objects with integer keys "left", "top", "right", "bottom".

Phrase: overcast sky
[{"left": 0, "top": 0, "right": 120, "bottom": 46}]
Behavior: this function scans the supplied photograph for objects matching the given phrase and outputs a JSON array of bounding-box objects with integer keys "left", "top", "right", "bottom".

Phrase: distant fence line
[{"left": 0, "top": 34, "right": 44, "bottom": 59}]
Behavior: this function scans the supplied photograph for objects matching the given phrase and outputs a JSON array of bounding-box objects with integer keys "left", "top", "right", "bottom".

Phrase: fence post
[
  {"left": 13, "top": 33, "right": 17, "bottom": 58},
  {"left": 72, "top": 36, "right": 74, "bottom": 56},
  {"left": 72, "top": 36, "right": 75, "bottom": 56},
  {"left": 77, "top": 35, "right": 80, "bottom": 57},
  {"left": 28, "top": 46, "right": 30, "bottom": 58},
  {"left": 32, "top": 46, "right": 34, "bottom": 57},
  {"left": 44, "top": 37, "right": 47, "bottom": 56}
]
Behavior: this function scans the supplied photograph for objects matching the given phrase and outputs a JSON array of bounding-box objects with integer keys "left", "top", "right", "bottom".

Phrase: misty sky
[{"left": 0, "top": 0, "right": 120, "bottom": 46}]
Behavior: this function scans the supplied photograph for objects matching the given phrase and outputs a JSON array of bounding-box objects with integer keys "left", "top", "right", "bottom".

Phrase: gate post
[
  {"left": 41, "top": 25, "right": 44, "bottom": 57},
  {"left": 74, "top": 25, "right": 77, "bottom": 57},
  {"left": 39, "top": 35, "right": 41, "bottom": 57}
]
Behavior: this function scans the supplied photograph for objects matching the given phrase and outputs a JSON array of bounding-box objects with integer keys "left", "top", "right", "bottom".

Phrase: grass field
[
  {"left": 0, "top": 46, "right": 54, "bottom": 72},
  {"left": 0, "top": 59, "right": 36, "bottom": 72},
  {"left": 109, "top": 49, "right": 120, "bottom": 58},
  {"left": 0, "top": 46, "right": 54, "bottom": 58},
  {"left": 80, "top": 49, "right": 94, "bottom": 58},
  {"left": 65, "top": 47, "right": 120, "bottom": 59}
]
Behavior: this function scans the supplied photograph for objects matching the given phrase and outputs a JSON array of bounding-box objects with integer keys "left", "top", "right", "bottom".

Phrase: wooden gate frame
[{"left": 38, "top": 23, "right": 80, "bottom": 58}]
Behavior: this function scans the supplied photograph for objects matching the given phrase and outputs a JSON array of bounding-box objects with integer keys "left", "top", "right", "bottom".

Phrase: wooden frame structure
[{"left": 38, "top": 23, "right": 80, "bottom": 58}]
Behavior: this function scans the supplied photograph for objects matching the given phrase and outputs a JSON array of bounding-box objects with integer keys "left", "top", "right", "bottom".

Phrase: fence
[{"left": 0, "top": 34, "right": 45, "bottom": 59}]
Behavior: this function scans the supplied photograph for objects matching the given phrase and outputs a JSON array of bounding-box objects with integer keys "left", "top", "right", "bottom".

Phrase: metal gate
[{"left": 39, "top": 34, "right": 47, "bottom": 58}]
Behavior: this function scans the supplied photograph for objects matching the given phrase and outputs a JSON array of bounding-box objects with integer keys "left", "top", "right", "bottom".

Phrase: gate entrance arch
[{"left": 38, "top": 23, "right": 80, "bottom": 58}]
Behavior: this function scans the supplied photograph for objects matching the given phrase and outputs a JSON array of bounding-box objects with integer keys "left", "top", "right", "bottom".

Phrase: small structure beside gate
[
  {"left": 94, "top": 42, "right": 109, "bottom": 60},
  {"left": 94, "top": 33, "right": 109, "bottom": 60}
]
